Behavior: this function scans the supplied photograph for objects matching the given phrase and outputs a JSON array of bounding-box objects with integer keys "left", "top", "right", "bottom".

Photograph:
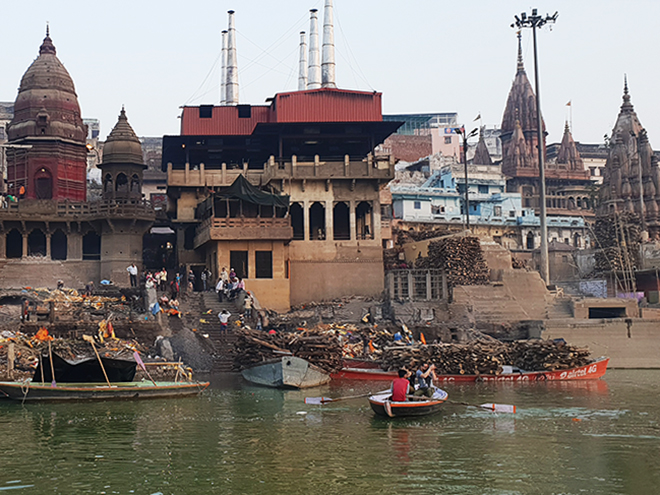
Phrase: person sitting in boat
[
  {"left": 391, "top": 369, "right": 412, "bottom": 402},
  {"left": 414, "top": 363, "right": 437, "bottom": 397}
]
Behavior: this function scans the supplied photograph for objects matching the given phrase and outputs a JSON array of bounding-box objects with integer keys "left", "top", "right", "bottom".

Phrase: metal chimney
[
  {"left": 321, "top": 0, "right": 336, "bottom": 88},
  {"left": 220, "top": 30, "right": 228, "bottom": 105},
  {"left": 307, "top": 9, "right": 321, "bottom": 89},
  {"left": 226, "top": 10, "right": 239, "bottom": 105},
  {"left": 298, "top": 31, "right": 308, "bottom": 90}
]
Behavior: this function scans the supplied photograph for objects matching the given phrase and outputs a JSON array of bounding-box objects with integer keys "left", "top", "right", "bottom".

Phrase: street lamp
[
  {"left": 512, "top": 8, "right": 558, "bottom": 285},
  {"left": 454, "top": 126, "right": 478, "bottom": 231}
]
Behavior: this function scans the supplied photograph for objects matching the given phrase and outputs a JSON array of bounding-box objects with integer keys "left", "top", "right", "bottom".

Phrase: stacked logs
[
  {"left": 593, "top": 211, "right": 641, "bottom": 273},
  {"left": 232, "top": 328, "right": 343, "bottom": 374},
  {"left": 415, "top": 236, "right": 490, "bottom": 287},
  {"left": 380, "top": 339, "right": 591, "bottom": 375}
]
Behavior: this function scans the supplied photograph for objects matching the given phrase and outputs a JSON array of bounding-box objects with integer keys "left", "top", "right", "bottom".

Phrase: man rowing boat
[{"left": 414, "top": 363, "right": 437, "bottom": 397}]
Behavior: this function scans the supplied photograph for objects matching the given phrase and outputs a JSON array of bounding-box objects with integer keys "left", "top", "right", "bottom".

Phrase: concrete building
[
  {"left": 0, "top": 31, "right": 153, "bottom": 288},
  {"left": 162, "top": 7, "right": 397, "bottom": 311}
]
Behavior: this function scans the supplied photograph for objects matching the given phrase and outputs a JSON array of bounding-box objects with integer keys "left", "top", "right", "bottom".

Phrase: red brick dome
[{"left": 7, "top": 30, "right": 87, "bottom": 143}]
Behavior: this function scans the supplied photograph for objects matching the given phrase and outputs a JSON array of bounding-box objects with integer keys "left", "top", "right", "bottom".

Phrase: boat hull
[
  {"left": 241, "top": 356, "right": 331, "bottom": 389},
  {"left": 333, "top": 357, "right": 610, "bottom": 383},
  {"left": 0, "top": 380, "right": 209, "bottom": 402},
  {"left": 368, "top": 388, "right": 448, "bottom": 417}
]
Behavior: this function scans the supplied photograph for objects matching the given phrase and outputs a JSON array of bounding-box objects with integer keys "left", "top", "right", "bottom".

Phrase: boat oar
[
  {"left": 82, "top": 334, "right": 112, "bottom": 387},
  {"left": 133, "top": 351, "right": 158, "bottom": 387},
  {"left": 305, "top": 391, "right": 375, "bottom": 405},
  {"left": 47, "top": 340, "right": 56, "bottom": 388},
  {"left": 448, "top": 400, "right": 516, "bottom": 414}
]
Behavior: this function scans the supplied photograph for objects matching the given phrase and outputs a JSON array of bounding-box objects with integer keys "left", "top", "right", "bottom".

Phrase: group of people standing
[{"left": 215, "top": 267, "right": 245, "bottom": 302}]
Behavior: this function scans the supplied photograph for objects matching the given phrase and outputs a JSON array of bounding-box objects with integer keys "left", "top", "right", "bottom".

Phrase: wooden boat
[
  {"left": 368, "top": 388, "right": 448, "bottom": 417},
  {"left": 241, "top": 356, "right": 331, "bottom": 389},
  {"left": 333, "top": 356, "right": 610, "bottom": 383},
  {"left": 0, "top": 380, "right": 210, "bottom": 402}
]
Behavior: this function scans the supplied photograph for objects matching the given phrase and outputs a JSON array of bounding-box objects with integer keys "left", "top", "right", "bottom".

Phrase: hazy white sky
[{"left": 2, "top": 1, "right": 659, "bottom": 147}]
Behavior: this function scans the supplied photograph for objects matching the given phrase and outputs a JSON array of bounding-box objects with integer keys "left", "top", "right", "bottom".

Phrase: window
[
  {"left": 509, "top": 210, "right": 516, "bottom": 217},
  {"left": 82, "top": 232, "right": 101, "bottom": 260},
  {"left": 230, "top": 251, "right": 248, "bottom": 279},
  {"left": 478, "top": 185, "right": 488, "bottom": 194},
  {"left": 255, "top": 251, "right": 273, "bottom": 279},
  {"left": 494, "top": 206, "right": 502, "bottom": 217},
  {"left": 238, "top": 105, "right": 252, "bottom": 118},
  {"left": 444, "top": 136, "right": 452, "bottom": 144},
  {"left": 413, "top": 201, "right": 421, "bottom": 210},
  {"left": 199, "top": 105, "right": 213, "bottom": 118}
]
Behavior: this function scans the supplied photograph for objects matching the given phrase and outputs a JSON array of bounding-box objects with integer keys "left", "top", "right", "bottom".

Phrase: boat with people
[
  {"left": 368, "top": 387, "right": 449, "bottom": 417},
  {"left": 241, "top": 355, "right": 331, "bottom": 389},
  {"left": 334, "top": 356, "right": 610, "bottom": 383}
]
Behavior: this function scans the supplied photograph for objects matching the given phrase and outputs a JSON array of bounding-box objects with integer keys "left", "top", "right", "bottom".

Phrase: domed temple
[{"left": 0, "top": 30, "right": 154, "bottom": 287}]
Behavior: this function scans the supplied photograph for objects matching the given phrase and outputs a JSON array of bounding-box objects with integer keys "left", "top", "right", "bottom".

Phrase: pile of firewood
[
  {"left": 415, "top": 236, "right": 490, "bottom": 287},
  {"left": 593, "top": 211, "right": 641, "bottom": 273},
  {"left": 379, "top": 339, "right": 591, "bottom": 375},
  {"left": 232, "top": 328, "right": 343, "bottom": 373}
]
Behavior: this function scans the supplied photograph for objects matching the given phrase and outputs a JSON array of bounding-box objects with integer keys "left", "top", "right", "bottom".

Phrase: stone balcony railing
[
  {"left": 0, "top": 199, "right": 155, "bottom": 221},
  {"left": 167, "top": 154, "right": 395, "bottom": 188},
  {"left": 194, "top": 216, "right": 293, "bottom": 248}
]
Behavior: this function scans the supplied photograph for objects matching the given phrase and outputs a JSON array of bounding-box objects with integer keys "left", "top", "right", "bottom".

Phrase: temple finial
[
  {"left": 46, "top": 22, "right": 49, "bottom": 37},
  {"left": 564, "top": 120, "right": 570, "bottom": 133},
  {"left": 622, "top": 74, "right": 632, "bottom": 108},
  {"left": 516, "top": 30, "right": 524, "bottom": 73}
]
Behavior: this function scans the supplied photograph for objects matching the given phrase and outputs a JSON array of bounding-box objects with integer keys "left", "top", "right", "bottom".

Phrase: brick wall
[{"left": 383, "top": 135, "right": 432, "bottom": 163}]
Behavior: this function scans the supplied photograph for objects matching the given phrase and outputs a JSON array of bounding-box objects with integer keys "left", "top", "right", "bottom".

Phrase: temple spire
[
  {"left": 46, "top": 23, "right": 49, "bottom": 37},
  {"left": 516, "top": 31, "right": 524, "bottom": 73},
  {"left": 621, "top": 74, "right": 633, "bottom": 112}
]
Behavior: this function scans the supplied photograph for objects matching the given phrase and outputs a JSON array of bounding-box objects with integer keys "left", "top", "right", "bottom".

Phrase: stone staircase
[
  {"left": 545, "top": 296, "right": 574, "bottom": 319},
  {"left": 198, "top": 292, "right": 240, "bottom": 372}
]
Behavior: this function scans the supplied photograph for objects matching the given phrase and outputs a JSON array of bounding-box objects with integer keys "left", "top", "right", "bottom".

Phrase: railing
[
  {"left": 0, "top": 199, "right": 155, "bottom": 219},
  {"left": 195, "top": 216, "right": 293, "bottom": 247},
  {"left": 385, "top": 269, "right": 449, "bottom": 302}
]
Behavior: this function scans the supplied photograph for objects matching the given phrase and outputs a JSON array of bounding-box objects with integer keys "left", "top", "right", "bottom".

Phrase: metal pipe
[
  {"left": 220, "top": 30, "right": 228, "bottom": 105},
  {"left": 307, "top": 9, "right": 321, "bottom": 89},
  {"left": 321, "top": 0, "right": 336, "bottom": 88},
  {"left": 298, "top": 31, "right": 308, "bottom": 91},
  {"left": 226, "top": 10, "right": 239, "bottom": 105}
]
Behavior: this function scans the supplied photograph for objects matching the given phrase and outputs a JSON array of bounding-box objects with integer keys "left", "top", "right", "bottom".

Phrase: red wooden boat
[{"left": 332, "top": 356, "right": 609, "bottom": 383}]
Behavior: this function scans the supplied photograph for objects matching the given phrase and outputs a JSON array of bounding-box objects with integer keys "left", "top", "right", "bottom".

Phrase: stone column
[
  {"left": 349, "top": 200, "right": 356, "bottom": 241},
  {"left": 22, "top": 231, "right": 28, "bottom": 259},
  {"left": 325, "top": 200, "right": 334, "bottom": 241},
  {"left": 373, "top": 199, "right": 381, "bottom": 242},
  {"left": 303, "top": 201, "right": 310, "bottom": 241}
]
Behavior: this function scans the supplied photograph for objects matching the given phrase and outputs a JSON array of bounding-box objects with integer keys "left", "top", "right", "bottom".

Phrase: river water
[{"left": 1, "top": 370, "right": 659, "bottom": 494}]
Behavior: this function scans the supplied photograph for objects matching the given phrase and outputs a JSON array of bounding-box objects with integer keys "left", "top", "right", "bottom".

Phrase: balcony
[
  {"left": 194, "top": 216, "right": 293, "bottom": 248},
  {"left": 0, "top": 199, "right": 155, "bottom": 221}
]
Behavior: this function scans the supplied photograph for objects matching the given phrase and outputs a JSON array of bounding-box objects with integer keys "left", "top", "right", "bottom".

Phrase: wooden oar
[
  {"left": 305, "top": 391, "right": 376, "bottom": 405},
  {"left": 47, "top": 340, "right": 56, "bottom": 388},
  {"left": 82, "top": 335, "right": 112, "bottom": 387},
  {"left": 448, "top": 400, "right": 516, "bottom": 414}
]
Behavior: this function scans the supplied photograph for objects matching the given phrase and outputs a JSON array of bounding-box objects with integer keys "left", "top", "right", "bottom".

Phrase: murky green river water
[{"left": 1, "top": 370, "right": 659, "bottom": 494}]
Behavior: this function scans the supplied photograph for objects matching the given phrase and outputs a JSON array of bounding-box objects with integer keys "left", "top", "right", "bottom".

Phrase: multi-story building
[{"left": 162, "top": 5, "right": 398, "bottom": 311}]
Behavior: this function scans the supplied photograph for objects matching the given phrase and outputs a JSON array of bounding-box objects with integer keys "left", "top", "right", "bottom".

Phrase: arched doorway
[
  {"left": 356, "top": 201, "right": 373, "bottom": 239},
  {"left": 82, "top": 232, "right": 101, "bottom": 260},
  {"left": 104, "top": 174, "right": 113, "bottom": 194},
  {"left": 131, "top": 174, "right": 140, "bottom": 195},
  {"left": 333, "top": 202, "right": 350, "bottom": 240},
  {"left": 28, "top": 229, "right": 46, "bottom": 257},
  {"left": 116, "top": 173, "right": 129, "bottom": 195},
  {"left": 51, "top": 229, "right": 67, "bottom": 260},
  {"left": 34, "top": 168, "right": 53, "bottom": 199},
  {"left": 6, "top": 229, "right": 22, "bottom": 258},
  {"left": 526, "top": 231, "right": 535, "bottom": 250},
  {"left": 309, "top": 202, "right": 325, "bottom": 240},
  {"left": 290, "top": 203, "right": 304, "bottom": 240}
]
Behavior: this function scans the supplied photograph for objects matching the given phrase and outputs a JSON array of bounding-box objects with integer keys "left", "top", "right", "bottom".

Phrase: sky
[{"left": 2, "top": 0, "right": 659, "bottom": 147}]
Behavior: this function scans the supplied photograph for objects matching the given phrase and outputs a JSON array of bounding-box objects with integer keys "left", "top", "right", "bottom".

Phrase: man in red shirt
[{"left": 391, "top": 369, "right": 412, "bottom": 402}]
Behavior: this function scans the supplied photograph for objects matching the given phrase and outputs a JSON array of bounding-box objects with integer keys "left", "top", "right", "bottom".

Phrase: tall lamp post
[
  {"left": 454, "top": 126, "right": 478, "bottom": 232},
  {"left": 512, "top": 8, "right": 558, "bottom": 285}
]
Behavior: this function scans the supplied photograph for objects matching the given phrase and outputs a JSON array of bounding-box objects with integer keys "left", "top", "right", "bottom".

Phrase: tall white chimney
[
  {"left": 226, "top": 10, "right": 239, "bottom": 105},
  {"left": 321, "top": 0, "right": 336, "bottom": 88},
  {"left": 220, "top": 30, "right": 228, "bottom": 105},
  {"left": 298, "top": 31, "right": 308, "bottom": 91},
  {"left": 307, "top": 9, "right": 321, "bottom": 89}
]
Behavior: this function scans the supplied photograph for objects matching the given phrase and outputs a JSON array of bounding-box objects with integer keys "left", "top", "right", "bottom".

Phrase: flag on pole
[
  {"left": 473, "top": 113, "right": 481, "bottom": 121},
  {"left": 566, "top": 100, "right": 572, "bottom": 106}
]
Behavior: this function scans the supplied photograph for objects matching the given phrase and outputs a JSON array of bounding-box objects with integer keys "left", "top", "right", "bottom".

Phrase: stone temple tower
[
  {"left": 99, "top": 107, "right": 147, "bottom": 201},
  {"left": 6, "top": 28, "right": 88, "bottom": 201}
]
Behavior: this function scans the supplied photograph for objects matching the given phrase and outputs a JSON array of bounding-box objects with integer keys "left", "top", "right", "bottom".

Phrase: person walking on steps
[
  {"left": 218, "top": 309, "right": 231, "bottom": 333},
  {"left": 127, "top": 263, "right": 138, "bottom": 288}
]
